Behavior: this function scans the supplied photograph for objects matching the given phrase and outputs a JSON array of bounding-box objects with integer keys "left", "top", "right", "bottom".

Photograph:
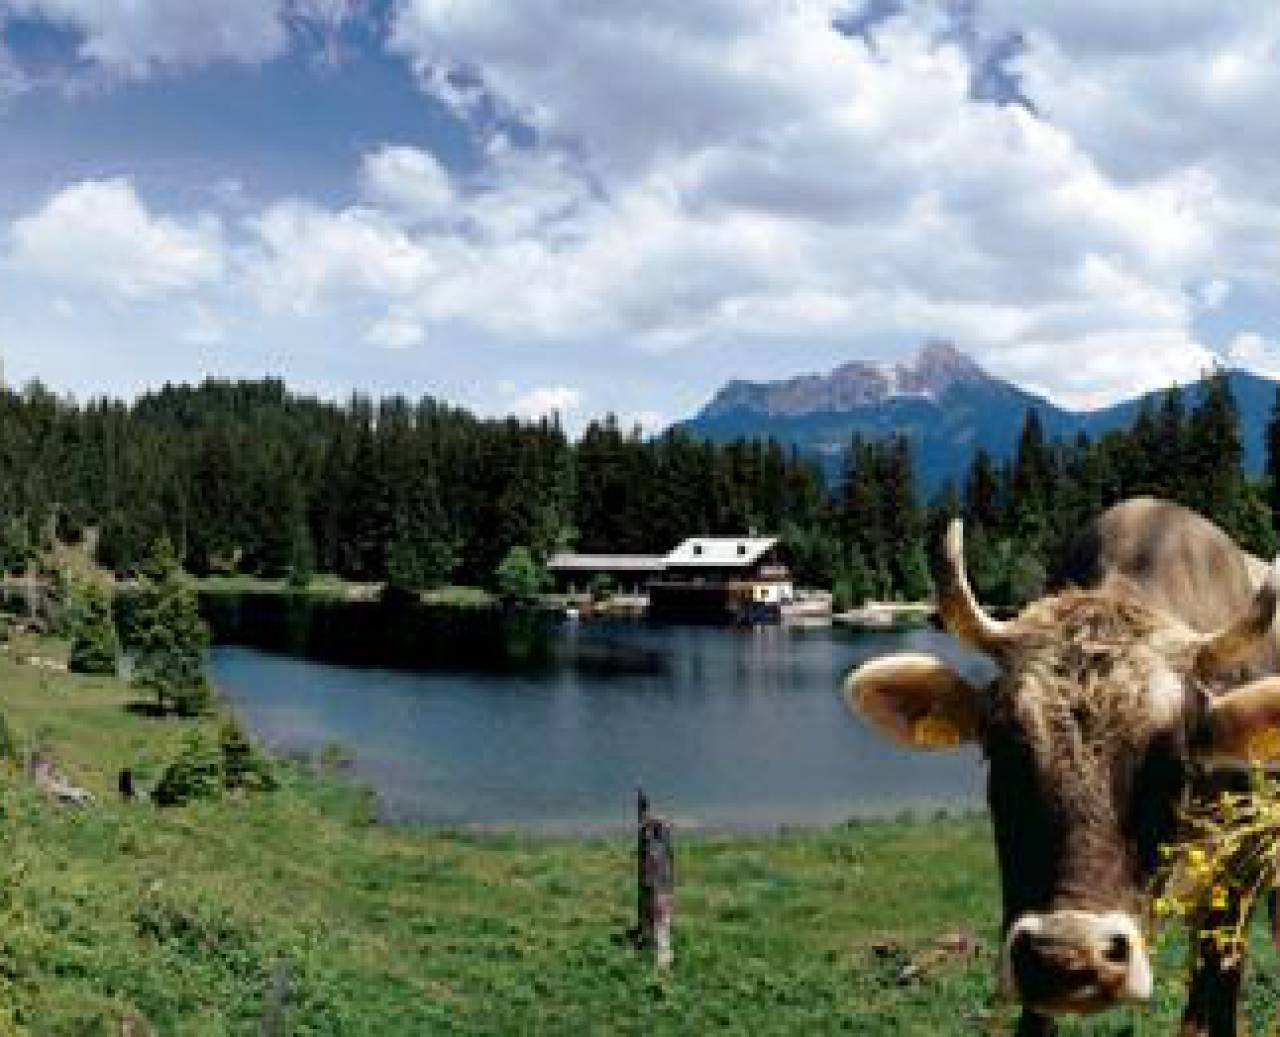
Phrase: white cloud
[
  {"left": 179, "top": 301, "right": 226, "bottom": 346},
  {"left": 14, "top": 3, "right": 1280, "bottom": 412},
  {"left": 361, "top": 145, "right": 456, "bottom": 220},
  {"left": 1227, "top": 331, "right": 1280, "bottom": 378},
  {"left": 511, "top": 385, "right": 581, "bottom": 420},
  {"left": 0, "top": 0, "right": 365, "bottom": 76},
  {"left": 3, "top": 0, "right": 289, "bottom": 73},
  {"left": 1197, "top": 278, "right": 1232, "bottom": 310},
  {"left": 623, "top": 410, "right": 669, "bottom": 435},
  {"left": 10, "top": 178, "right": 224, "bottom": 299},
  {"left": 364, "top": 314, "right": 426, "bottom": 350},
  {"left": 243, "top": 201, "right": 435, "bottom": 313},
  {"left": 369, "top": 3, "right": 1247, "bottom": 405}
]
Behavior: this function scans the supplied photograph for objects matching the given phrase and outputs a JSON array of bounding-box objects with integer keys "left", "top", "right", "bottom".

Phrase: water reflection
[{"left": 204, "top": 596, "right": 992, "bottom": 829}]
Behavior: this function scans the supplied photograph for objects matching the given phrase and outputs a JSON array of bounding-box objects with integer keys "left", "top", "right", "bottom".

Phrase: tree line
[{"left": 0, "top": 371, "right": 1275, "bottom": 608}]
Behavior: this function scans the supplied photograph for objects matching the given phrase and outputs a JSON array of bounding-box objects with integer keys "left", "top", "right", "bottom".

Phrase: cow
[{"left": 844, "top": 498, "right": 1280, "bottom": 1036}]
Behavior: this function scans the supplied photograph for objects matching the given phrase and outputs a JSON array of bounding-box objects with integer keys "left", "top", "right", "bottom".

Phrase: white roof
[
  {"left": 664, "top": 536, "right": 779, "bottom": 568},
  {"left": 547, "top": 553, "right": 667, "bottom": 572}
]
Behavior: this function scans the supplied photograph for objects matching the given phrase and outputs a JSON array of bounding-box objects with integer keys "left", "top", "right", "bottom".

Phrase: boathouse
[
  {"left": 545, "top": 552, "right": 666, "bottom": 595},
  {"left": 650, "top": 536, "right": 792, "bottom": 622},
  {"left": 547, "top": 535, "right": 794, "bottom": 621}
]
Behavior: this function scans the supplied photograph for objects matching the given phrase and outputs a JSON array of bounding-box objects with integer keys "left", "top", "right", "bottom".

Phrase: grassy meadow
[{"left": 0, "top": 639, "right": 1278, "bottom": 1034}]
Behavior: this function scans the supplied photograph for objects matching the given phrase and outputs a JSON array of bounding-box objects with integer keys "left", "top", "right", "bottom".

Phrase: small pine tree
[
  {"left": 67, "top": 580, "right": 121, "bottom": 675},
  {"left": 129, "top": 538, "right": 213, "bottom": 716},
  {"left": 220, "top": 720, "right": 276, "bottom": 793}
]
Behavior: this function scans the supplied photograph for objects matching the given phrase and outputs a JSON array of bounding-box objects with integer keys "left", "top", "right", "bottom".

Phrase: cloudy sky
[{"left": 3, "top": 1, "right": 1280, "bottom": 428}]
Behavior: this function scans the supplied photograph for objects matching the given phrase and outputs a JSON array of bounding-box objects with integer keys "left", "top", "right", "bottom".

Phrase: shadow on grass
[{"left": 124, "top": 700, "right": 167, "bottom": 718}]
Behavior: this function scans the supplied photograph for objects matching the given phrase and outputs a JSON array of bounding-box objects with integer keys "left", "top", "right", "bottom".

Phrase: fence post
[{"left": 636, "top": 788, "right": 674, "bottom": 970}]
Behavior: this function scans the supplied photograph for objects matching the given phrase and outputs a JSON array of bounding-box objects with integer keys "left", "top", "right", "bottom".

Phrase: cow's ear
[
  {"left": 844, "top": 653, "right": 984, "bottom": 751},
  {"left": 1201, "top": 677, "right": 1280, "bottom": 763}
]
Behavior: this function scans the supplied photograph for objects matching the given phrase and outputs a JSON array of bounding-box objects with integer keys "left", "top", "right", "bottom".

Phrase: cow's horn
[
  {"left": 936, "top": 519, "right": 1015, "bottom": 656},
  {"left": 1197, "top": 558, "right": 1280, "bottom": 675}
]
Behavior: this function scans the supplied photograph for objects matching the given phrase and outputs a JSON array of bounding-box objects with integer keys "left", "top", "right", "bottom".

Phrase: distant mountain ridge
[
  {"left": 679, "top": 343, "right": 1280, "bottom": 489},
  {"left": 701, "top": 342, "right": 988, "bottom": 417}
]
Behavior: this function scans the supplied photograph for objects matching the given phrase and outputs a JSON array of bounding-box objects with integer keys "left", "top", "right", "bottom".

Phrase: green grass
[
  {"left": 0, "top": 647, "right": 1278, "bottom": 1034},
  {"left": 419, "top": 584, "right": 498, "bottom": 608},
  {"left": 192, "top": 574, "right": 380, "bottom": 601}
]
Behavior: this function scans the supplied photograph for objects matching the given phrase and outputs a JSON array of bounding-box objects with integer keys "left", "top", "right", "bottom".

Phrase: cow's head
[{"left": 844, "top": 520, "right": 1280, "bottom": 1016}]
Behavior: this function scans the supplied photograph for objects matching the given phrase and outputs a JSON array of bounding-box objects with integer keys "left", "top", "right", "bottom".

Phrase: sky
[{"left": 4, "top": 2, "right": 1280, "bottom": 430}]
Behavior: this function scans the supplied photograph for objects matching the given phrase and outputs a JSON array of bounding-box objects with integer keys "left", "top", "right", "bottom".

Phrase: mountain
[{"left": 679, "top": 342, "right": 1280, "bottom": 489}]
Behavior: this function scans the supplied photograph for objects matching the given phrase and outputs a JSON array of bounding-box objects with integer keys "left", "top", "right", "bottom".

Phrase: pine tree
[
  {"left": 963, "top": 449, "right": 1002, "bottom": 532},
  {"left": 1010, "top": 410, "right": 1051, "bottom": 543},
  {"left": 1154, "top": 386, "right": 1186, "bottom": 499},
  {"left": 129, "top": 537, "right": 212, "bottom": 716},
  {"left": 1185, "top": 370, "right": 1246, "bottom": 533},
  {"left": 67, "top": 579, "right": 121, "bottom": 675},
  {"left": 383, "top": 470, "right": 456, "bottom": 596},
  {"left": 286, "top": 520, "right": 315, "bottom": 590},
  {"left": 1121, "top": 400, "right": 1159, "bottom": 496},
  {"left": 1266, "top": 385, "right": 1280, "bottom": 533}
]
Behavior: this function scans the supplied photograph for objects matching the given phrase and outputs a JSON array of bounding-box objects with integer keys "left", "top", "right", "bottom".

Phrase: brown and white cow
[{"left": 845, "top": 498, "right": 1280, "bottom": 1036}]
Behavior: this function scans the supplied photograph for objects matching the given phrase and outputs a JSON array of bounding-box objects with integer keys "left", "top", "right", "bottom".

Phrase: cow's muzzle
[{"left": 1000, "top": 910, "right": 1152, "bottom": 1014}]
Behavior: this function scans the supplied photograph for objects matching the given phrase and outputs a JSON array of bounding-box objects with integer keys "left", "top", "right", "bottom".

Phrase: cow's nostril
[{"left": 1104, "top": 932, "right": 1130, "bottom": 966}]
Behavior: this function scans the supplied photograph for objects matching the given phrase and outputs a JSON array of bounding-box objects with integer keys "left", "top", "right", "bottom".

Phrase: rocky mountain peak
[{"left": 699, "top": 341, "right": 991, "bottom": 420}]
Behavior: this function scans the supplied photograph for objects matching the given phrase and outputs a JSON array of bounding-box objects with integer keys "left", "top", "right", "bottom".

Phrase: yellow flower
[{"left": 1211, "top": 885, "right": 1228, "bottom": 910}]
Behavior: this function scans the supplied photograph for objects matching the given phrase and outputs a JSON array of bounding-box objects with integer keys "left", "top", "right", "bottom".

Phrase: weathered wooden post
[
  {"left": 118, "top": 768, "right": 135, "bottom": 801},
  {"left": 636, "top": 788, "right": 674, "bottom": 970}
]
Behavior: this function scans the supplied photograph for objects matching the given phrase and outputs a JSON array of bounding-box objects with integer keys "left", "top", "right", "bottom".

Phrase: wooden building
[
  {"left": 651, "top": 536, "right": 793, "bottom": 623},
  {"left": 547, "top": 535, "right": 794, "bottom": 623},
  {"left": 546, "top": 553, "right": 666, "bottom": 595}
]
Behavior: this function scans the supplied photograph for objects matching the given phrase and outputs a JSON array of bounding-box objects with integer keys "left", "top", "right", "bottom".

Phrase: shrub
[
  {"left": 152, "top": 731, "right": 222, "bottom": 807},
  {"left": 153, "top": 724, "right": 277, "bottom": 807},
  {"left": 494, "top": 546, "right": 546, "bottom": 601}
]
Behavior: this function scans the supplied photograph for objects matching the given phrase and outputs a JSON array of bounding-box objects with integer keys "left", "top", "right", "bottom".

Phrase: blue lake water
[{"left": 206, "top": 602, "right": 994, "bottom": 829}]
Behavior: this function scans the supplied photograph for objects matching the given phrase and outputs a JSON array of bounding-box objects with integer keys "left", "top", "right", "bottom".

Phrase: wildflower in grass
[{"left": 1156, "top": 767, "right": 1280, "bottom": 967}]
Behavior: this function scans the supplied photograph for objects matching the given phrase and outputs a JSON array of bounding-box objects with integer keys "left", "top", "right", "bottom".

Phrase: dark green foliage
[
  {"left": 953, "top": 369, "right": 1270, "bottom": 606},
  {"left": 1267, "top": 385, "right": 1280, "bottom": 534},
  {"left": 1185, "top": 368, "right": 1246, "bottom": 532},
  {"left": 286, "top": 520, "right": 315, "bottom": 590},
  {"left": 0, "top": 515, "right": 34, "bottom": 576},
  {"left": 129, "top": 539, "right": 213, "bottom": 716},
  {"left": 0, "top": 373, "right": 1265, "bottom": 613},
  {"left": 67, "top": 580, "right": 121, "bottom": 675},
  {"left": 0, "top": 711, "right": 18, "bottom": 764}
]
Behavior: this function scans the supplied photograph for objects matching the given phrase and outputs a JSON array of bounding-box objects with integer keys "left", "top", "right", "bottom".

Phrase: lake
[{"left": 204, "top": 596, "right": 995, "bottom": 830}]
